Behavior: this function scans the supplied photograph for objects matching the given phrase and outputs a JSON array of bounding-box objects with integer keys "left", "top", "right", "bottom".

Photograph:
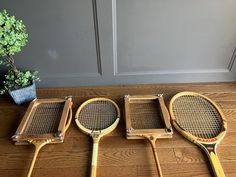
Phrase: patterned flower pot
[{"left": 8, "top": 82, "right": 36, "bottom": 104}]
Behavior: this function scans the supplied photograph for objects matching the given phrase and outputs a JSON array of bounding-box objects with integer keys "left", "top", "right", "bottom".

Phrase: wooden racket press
[
  {"left": 124, "top": 94, "right": 173, "bottom": 177},
  {"left": 12, "top": 97, "right": 73, "bottom": 177}
]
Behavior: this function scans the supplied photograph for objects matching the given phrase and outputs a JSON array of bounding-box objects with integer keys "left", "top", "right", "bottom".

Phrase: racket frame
[
  {"left": 75, "top": 97, "right": 120, "bottom": 177},
  {"left": 124, "top": 94, "right": 173, "bottom": 177},
  {"left": 124, "top": 94, "right": 173, "bottom": 139},
  {"left": 11, "top": 97, "right": 73, "bottom": 177},
  {"left": 169, "top": 91, "right": 227, "bottom": 177},
  {"left": 12, "top": 97, "right": 73, "bottom": 145},
  {"left": 169, "top": 91, "right": 227, "bottom": 145},
  {"left": 75, "top": 98, "right": 120, "bottom": 138}
]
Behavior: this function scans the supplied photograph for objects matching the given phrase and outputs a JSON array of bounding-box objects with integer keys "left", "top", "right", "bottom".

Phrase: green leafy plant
[
  {"left": 0, "top": 69, "right": 40, "bottom": 94},
  {"left": 0, "top": 9, "right": 40, "bottom": 94}
]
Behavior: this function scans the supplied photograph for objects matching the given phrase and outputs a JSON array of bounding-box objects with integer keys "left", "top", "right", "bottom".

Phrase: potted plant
[{"left": 0, "top": 9, "right": 40, "bottom": 104}]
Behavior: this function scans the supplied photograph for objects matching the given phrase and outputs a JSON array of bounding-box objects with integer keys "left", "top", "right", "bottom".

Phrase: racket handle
[
  {"left": 91, "top": 141, "right": 99, "bottom": 177},
  {"left": 27, "top": 140, "right": 50, "bottom": 177},
  {"left": 208, "top": 151, "right": 225, "bottom": 177},
  {"left": 149, "top": 139, "right": 163, "bottom": 177}
]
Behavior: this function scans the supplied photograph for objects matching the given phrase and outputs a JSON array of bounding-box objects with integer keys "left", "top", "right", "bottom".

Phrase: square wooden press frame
[
  {"left": 12, "top": 97, "right": 72, "bottom": 145},
  {"left": 124, "top": 94, "right": 173, "bottom": 139}
]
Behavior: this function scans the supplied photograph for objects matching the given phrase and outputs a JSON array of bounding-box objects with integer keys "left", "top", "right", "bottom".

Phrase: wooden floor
[{"left": 0, "top": 82, "right": 236, "bottom": 177}]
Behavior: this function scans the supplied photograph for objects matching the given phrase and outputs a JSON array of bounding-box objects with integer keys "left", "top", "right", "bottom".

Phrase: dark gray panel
[
  {"left": 0, "top": 0, "right": 235, "bottom": 87},
  {"left": 116, "top": 0, "right": 236, "bottom": 75},
  {"left": 1, "top": 0, "right": 101, "bottom": 78}
]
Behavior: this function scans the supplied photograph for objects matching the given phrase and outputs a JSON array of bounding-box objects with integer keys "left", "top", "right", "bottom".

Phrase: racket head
[
  {"left": 124, "top": 94, "right": 173, "bottom": 140},
  {"left": 169, "top": 92, "right": 227, "bottom": 145},
  {"left": 12, "top": 98, "right": 73, "bottom": 145},
  {"left": 75, "top": 98, "right": 120, "bottom": 138}
]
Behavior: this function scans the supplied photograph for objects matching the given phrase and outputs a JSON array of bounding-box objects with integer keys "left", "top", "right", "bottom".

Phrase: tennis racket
[
  {"left": 169, "top": 92, "right": 227, "bottom": 177},
  {"left": 124, "top": 94, "right": 173, "bottom": 177},
  {"left": 75, "top": 98, "right": 120, "bottom": 177},
  {"left": 12, "top": 97, "right": 73, "bottom": 177}
]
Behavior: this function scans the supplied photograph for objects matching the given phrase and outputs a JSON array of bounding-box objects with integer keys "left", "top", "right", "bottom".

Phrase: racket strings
[
  {"left": 172, "top": 95, "right": 222, "bottom": 139},
  {"left": 25, "top": 103, "right": 64, "bottom": 134},
  {"left": 130, "top": 101, "right": 164, "bottom": 129},
  {"left": 78, "top": 101, "right": 117, "bottom": 130}
]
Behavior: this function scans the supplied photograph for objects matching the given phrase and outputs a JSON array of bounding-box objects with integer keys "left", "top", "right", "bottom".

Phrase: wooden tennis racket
[
  {"left": 12, "top": 97, "right": 73, "bottom": 177},
  {"left": 124, "top": 94, "right": 173, "bottom": 177},
  {"left": 75, "top": 98, "right": 120, "bottom": 177},
  {"left": 169, "top": 92, "right": 227, "bottom": 177}
]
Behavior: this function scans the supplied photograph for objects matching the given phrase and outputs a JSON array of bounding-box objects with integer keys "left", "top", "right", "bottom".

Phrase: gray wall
[{"left": 1, "top": 0, "right": 236, "bottom": 87}]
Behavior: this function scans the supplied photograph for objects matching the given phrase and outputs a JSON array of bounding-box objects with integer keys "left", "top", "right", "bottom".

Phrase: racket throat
[
  {"left": 91, "top": 130, "right": 101, "bottom": 139},
  {"left": 202, "top": 143, "right": 217, "bottom": 153}
]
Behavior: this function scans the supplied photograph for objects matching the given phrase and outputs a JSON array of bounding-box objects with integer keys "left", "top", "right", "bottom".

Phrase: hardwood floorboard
[
  {"left": 0, "top": 82, "right": 235, "bottom": 177},
  {"left": 137, "top": 164, "right": 212, "bottom": 177}
]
